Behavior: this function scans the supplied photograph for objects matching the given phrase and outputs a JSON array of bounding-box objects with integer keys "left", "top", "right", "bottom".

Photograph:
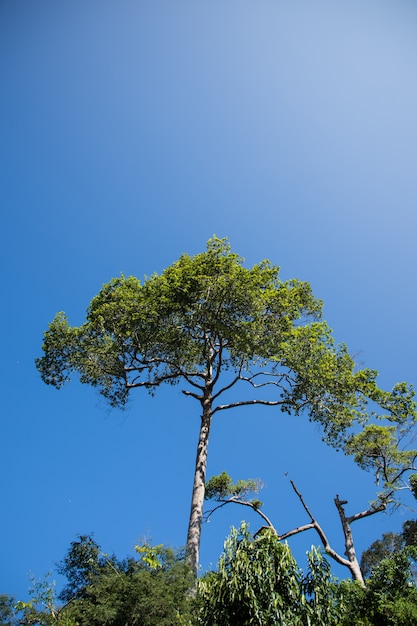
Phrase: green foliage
[
  {"left": 410, "top": 473, "right": 417, "bottom": 499},
  {"left": 204, "top": 472, "right": 234, "bottom": 500},
  {"left": 197, "top": 523, "right": 302, "bottom": 625},
  {"left": 403, "top": 519, "right": 417, "bottom": 547},
  {"left": 8, "top": 529, "right": 417, "bottom": 626},
  {"left": 14, "top": 573, "right": 76, "bottom": 626},
  {"left": 54, "top": 537, "right": 195, "bottom": 622},
  {"left": 57, "top": 534, "right": 104, "bottom": 602},
  {"left": 135, "top": 543, "right": 165, "bottom": 569},
  {"left": 197, "top": 523, "right": 342, "bottom": 626},
  {"left": 301, "top": 546, "right": 341, "bottom": 625},
  {"left": 361, "top": 532, "right": 405, "bottom": 578},
  {"left": 204, "top": 472, "right": 261, "bottom": 502},
  {"left": 343, "top": 382, "right": 417, "bottom": 504},
  {"left": 62, "top": 560, "right": 194, "bottom": 626},
  {"left": 339, "top": 548, "right": 417, "bottom": 625},
  {"left": 16, "top": 536, "right": 195, "bottom": 626},
  {"left": 345, "top": 423, "right": 417, "bottom": 492},
  {"left": 36, "top": 237, "right": 324, "bottom": 403},
  {"left": 0, "top": 595, "right": 16, "bottom": 626},
  {"left": 368, "top": 546, "right": 417, "bottom": 594}
]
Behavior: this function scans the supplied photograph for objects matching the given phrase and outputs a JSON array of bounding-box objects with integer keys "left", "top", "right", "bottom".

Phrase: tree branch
[
  {"left": 125, "top": 355, "right": 207, "bottom": 391},
  {"left": 240, "top": 370, "right": 294, "bottom": 389},
  {"left": 278, "top": 523, "right": 316, "bottom": 540},
  {"left": 211, "top": 371, "right": 242, "bottom": 402},
  {"left": 346, "top": 502, "right": 387, "bottom": 525},
  {"left": 210, "top": 337, "right": 225, "bottom": 389},
  {"left": 212, "top": 398, "right": 284, "bottom": 414},
  {"left": 182, "top": 389, "right": 203, "bottom": 401},
  {"left": 127, "top": 371, "right": 182, "bottom": 388},
  {"left": 204, "top": 497, "right": 277, "bottom": 534},
  {"left": 287, "top": 480, "right": 352, "bottom": 569}
]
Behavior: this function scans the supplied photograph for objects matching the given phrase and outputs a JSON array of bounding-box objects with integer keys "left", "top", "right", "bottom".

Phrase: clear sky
[{"left": 2, "top": 0, "right": 417, "bottom": 600}]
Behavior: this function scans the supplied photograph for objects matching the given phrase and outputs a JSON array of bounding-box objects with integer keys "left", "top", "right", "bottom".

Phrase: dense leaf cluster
[{"left": 198, "top": 523, "right": 341, "bottom": 626}]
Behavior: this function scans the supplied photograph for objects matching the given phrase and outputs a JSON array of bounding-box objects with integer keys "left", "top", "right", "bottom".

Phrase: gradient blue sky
[{"left": 2, "top": 0, "right": 417, "bottom": 600}]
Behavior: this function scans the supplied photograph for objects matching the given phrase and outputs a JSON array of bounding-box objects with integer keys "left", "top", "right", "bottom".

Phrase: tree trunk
[{"left": 186, "top": 401, "right": 212, "bottom": 579}]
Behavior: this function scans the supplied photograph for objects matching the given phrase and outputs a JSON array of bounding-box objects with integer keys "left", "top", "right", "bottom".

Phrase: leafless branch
[
  {"left": 182, "top": 389, "right": 203, "bottom": 401},
  {"left": 124, "top": 355, "right": 208, "bottom": 391},
  {"left": 212, "top": 398, "right": 284, "bottom": 415},
  {"left": 346, "top": 502, "right": 387, "bottom": 525},
  {"left": 204, "top": 497, "right": 277, "bottom": 533},
  {"left": 127, "top": 371, "right": 181, "bottom": 388},
  {"left": 239, "top": 370, "right": 294, "bottom": 389},
  {"left": 285, "top": 480, "right": 367, "bottom": 581},
  {"left": 210, "top": 337, "right": 224, "bottom": 388},
  {"left": 278, "top": 523, "right": 316, "bottom": 540},
  {"left": 287, "top": 481, "right": 351, "bottom": 568},
  {"left": 211, "top": 367, "right": 243, "bottom": 402}
]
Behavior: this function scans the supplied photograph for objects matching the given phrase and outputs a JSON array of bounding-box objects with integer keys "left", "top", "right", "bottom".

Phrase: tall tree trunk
[{"left": 186, "top": 400, "right": 212, "bottom": 578}]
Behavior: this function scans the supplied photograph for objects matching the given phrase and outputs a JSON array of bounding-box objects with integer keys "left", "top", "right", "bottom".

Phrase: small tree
[
  {"left": 36, "top": 237, "right": 415, "bottom": 577},
  {"left": 197, "top": 523, "right": 302, "bottom": 625},
  {"left": 197, "top": 523, "right": 342, "bottom": 626},
  {"left": 13, "top": 537, "right": 193, "bottom": 626},
  {"left": 15, "top": 573, "right": 77, "bottom": 626},
  {"left": 59, "top": 540, "right": 194, "bottom": 626},
  {"left": 57, "top": 535, "right": 104, "bottom": 603}
]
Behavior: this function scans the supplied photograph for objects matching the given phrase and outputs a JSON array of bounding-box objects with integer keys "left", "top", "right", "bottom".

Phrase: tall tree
[{"left": 36, "top": 237, "right": 414, "bottom": 577}]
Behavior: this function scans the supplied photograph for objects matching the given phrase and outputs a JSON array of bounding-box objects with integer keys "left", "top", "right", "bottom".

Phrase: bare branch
[
  {"left": 288, "top": 480, "right": 361, "bottom": 577},
  {"left": 212, "top": 398, "right": 284, "bottom": 415},
  {"left": 124, "top": 355, "right": 207, "bottom": 391},
  {"left": 211, "top": 367, "right": 294, "bottom": 404},
  {"left": 278, "top": 523, "right": 316, "bottom": 540},
  {"left": 211, "top": 371, "right": 242, "bottom": 402},
  {"left": 289, "top": 480, "right": 316, "bottom": 521},
  {"left": 204, "top": 497, "right": 277, "bottom": 534},
  {"left": 182, "top": 389, "right": 203, "bottom": 401},
  {"left": 239, "top": 370, "right": 294, "bottom": 389},
  {"left": 182, "top": 370, "right": 206, "bottom": 391},
  {"left": 127, "top": 371, "right": 181, "bottom": 388},
  {"left": 210, "top": 337, "right": 224, "bottom": 388},
  {"left": 346, "top": 502, "right": 387, "bottom": 525}
]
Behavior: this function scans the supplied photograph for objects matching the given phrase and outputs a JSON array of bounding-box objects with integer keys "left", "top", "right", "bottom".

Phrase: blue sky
[{"left": 2, "top": 0, "right": 417, "bottom": 600}]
